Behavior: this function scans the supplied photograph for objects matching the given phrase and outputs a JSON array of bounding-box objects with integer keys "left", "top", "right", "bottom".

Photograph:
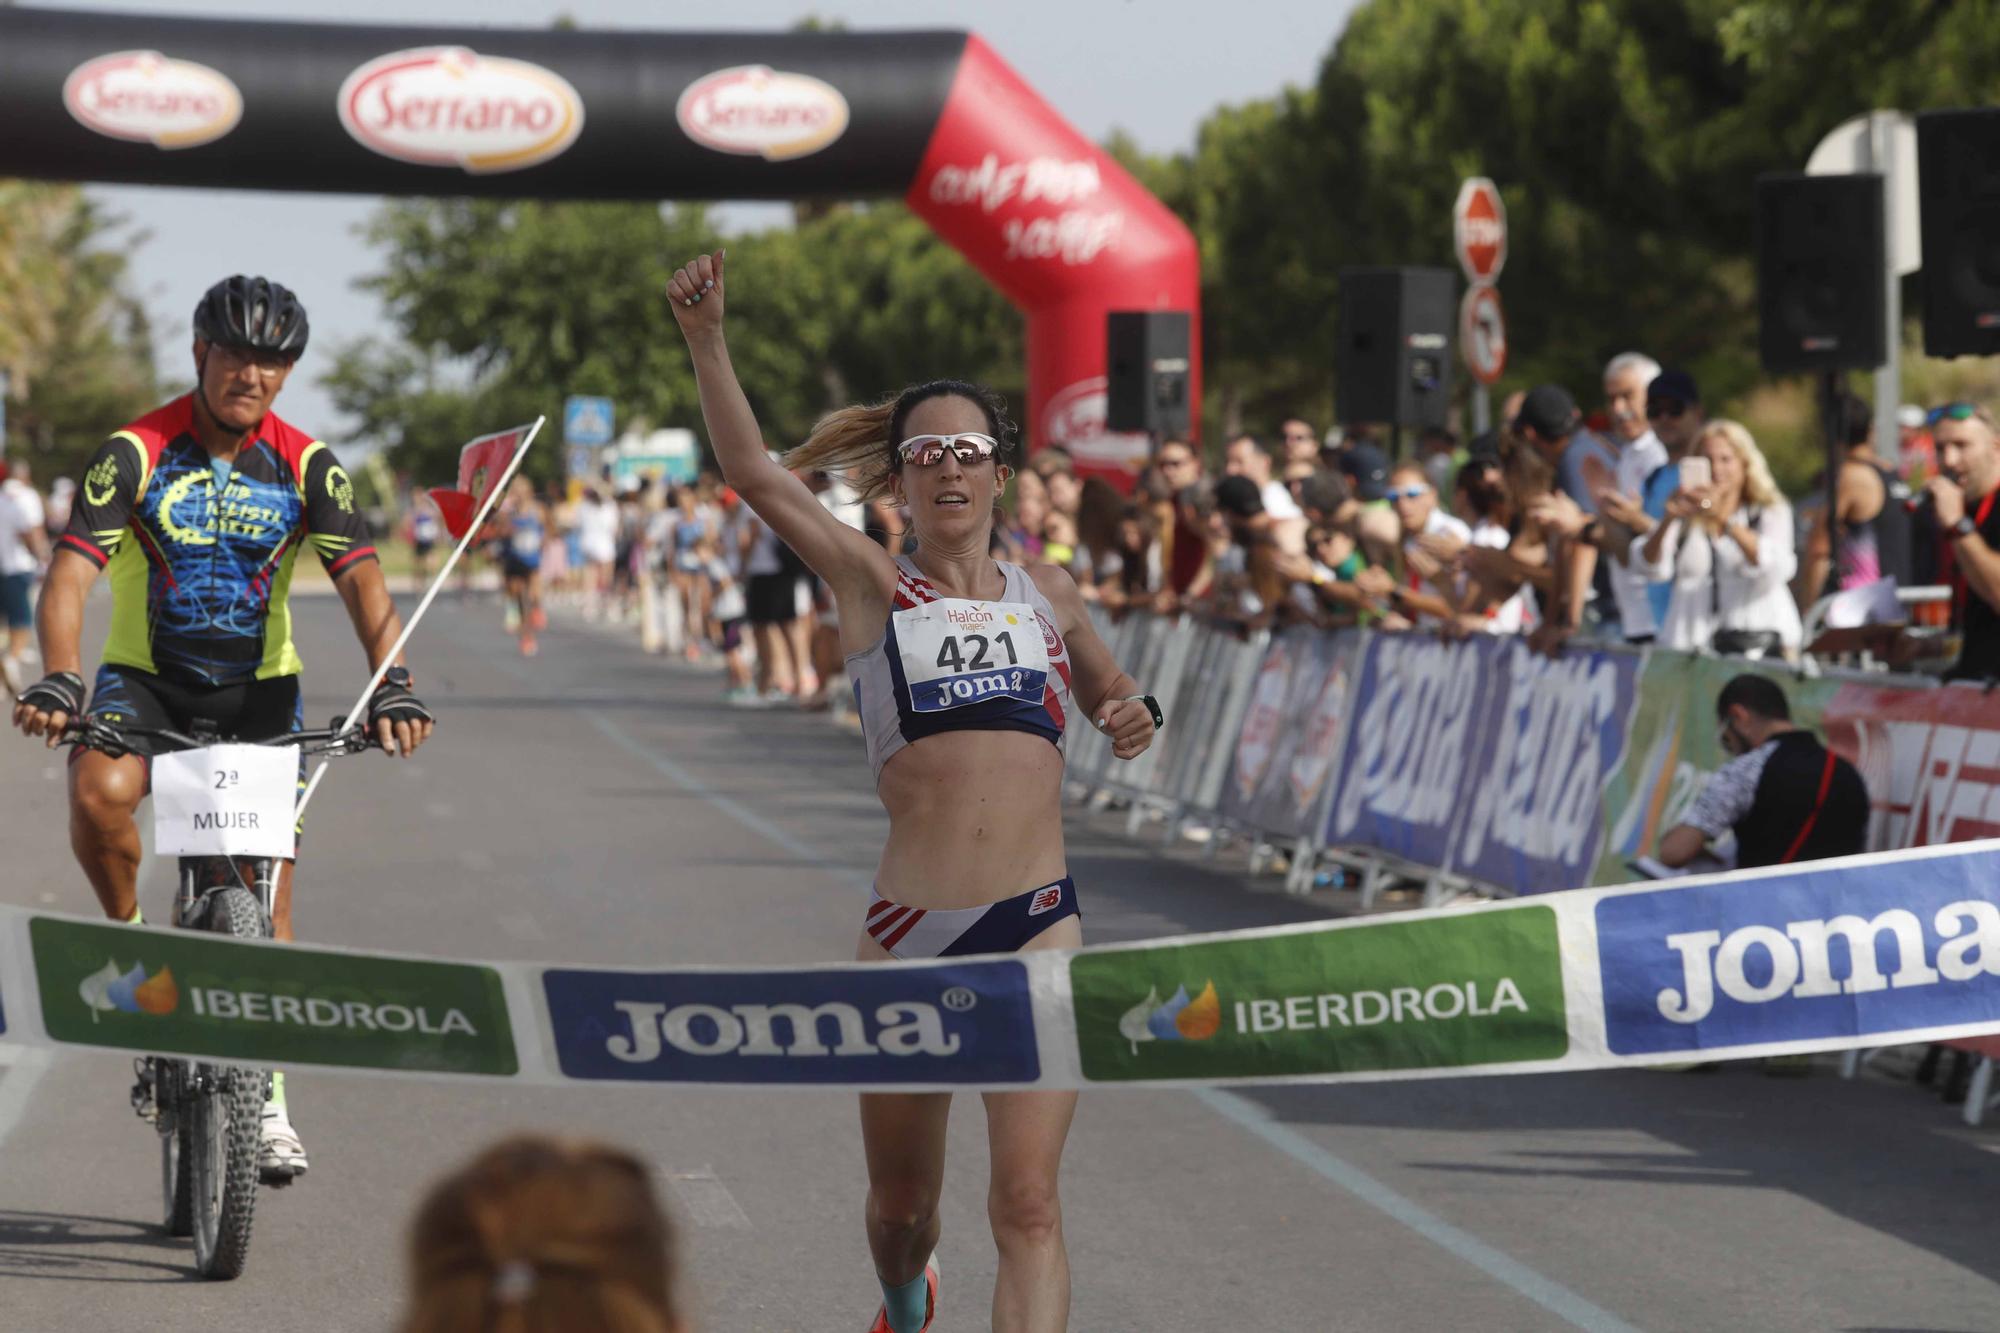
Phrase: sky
[{"left": 43, "top": 0, "right": 1357, "bottom": 437}]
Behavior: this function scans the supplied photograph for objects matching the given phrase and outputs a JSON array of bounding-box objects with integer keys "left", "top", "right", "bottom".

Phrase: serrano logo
[
  {"left": 64, "top": 51, "right": 242, "bottom": 150},
  {"left": 1119, "top": 980, "right": 1221, "bottom": 1052},
  {"left": 676, "top": 65, "right": 849, "bottom": 161},
  {"left": 338, "top": 46, "right": 584, "bottom": 174},
  {"left": 80, "top": 958, "right": 180, "bottom": 1019}
]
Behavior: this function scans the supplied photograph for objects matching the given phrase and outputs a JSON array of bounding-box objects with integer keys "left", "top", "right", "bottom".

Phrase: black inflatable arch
[{"left": 0, "top": 9, "right": 1200, "bottom": 468}]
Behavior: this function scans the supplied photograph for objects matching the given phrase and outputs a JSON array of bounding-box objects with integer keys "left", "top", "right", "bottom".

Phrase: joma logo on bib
[
  {"left": 896, "top": 596, "right": 1049, "bottom": 714},
  {"left": 607, "top": 999, "right": 961, "bottom": 1061}
]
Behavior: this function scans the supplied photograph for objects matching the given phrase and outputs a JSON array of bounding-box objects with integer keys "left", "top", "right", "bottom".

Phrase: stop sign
[{"left": 1454, "top": 177, "right": 1507, "bottom": 285}]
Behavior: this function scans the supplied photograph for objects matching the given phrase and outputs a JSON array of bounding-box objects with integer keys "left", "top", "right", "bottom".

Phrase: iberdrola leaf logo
[
  {"left": 1118, "top": 980, "right": 1221, "bottom": 1054},
  {"left": 78, "top": 957, "right": 179, "bottom": 1022}
]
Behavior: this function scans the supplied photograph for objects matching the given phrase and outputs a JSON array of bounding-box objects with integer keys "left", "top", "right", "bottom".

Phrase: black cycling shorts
[{"left": 84, "top": 664, "right": 303, "bottom": 760}]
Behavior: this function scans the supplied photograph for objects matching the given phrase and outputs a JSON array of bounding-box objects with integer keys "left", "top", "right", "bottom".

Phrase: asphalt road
[{"left": 3, "top": 587, "right": 1998, "bottom": 1332}]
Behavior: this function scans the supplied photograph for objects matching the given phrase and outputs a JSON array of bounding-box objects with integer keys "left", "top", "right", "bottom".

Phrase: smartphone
[{"left": 1678, "top": 456, "right": 1711, "bottom": 492}]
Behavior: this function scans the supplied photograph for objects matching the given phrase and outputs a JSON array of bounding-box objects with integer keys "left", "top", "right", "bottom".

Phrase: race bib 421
[{"left": 895, "top": 598, "right": 1049, "bottom": 714}]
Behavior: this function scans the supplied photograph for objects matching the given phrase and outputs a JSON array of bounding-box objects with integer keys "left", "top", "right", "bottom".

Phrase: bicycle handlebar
[{"left": 63, "top": 717, "right": 378, "bottom": 759}]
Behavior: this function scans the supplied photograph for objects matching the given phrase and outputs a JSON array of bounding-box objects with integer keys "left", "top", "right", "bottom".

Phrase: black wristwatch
[
  {"left": 1952, "top": 515, "right": 1979, "bottom": 542},
  {"left": 379, "top": 665, "right": 413, "bottom": 690},
  {"left": 1124, "top": 693, "right": 1164, "bottom": 732}
]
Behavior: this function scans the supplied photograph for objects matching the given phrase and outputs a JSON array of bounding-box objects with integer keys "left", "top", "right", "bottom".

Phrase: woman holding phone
[
  {"left": 1636, "top": 420, "right": 1801, "bottom": 656},
  {"left": 664, "top": 250, "right": 1157, "bottom": 1333}
]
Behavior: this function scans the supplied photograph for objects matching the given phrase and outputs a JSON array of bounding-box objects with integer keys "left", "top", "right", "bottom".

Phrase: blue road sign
[{"left": 564, "top": 395, "right": 614, "bottom": 447}]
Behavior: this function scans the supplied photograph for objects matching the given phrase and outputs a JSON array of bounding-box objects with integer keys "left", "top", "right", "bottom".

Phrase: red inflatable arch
[{"left": 0, "top": 12, "right": 1200, "bottom": 475}]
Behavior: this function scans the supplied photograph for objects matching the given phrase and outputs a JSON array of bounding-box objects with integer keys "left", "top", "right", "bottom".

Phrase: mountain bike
[{"left": 64, "top": 714, "right": 373, "bottom": 1280}]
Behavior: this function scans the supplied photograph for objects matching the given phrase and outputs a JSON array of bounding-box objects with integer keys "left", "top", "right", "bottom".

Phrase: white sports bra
[{"left": 846, "top": 556, "right": 1074, "bottom": 782}]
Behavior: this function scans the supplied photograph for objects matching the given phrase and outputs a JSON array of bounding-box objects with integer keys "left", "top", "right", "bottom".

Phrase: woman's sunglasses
[{"left": 897, "top": 433, "right": 1000, "bottom": 466}]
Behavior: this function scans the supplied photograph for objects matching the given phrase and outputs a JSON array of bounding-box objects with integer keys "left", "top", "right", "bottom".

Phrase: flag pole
[{"left": 295, "top": 415, "right": 546, "bottom": 822}]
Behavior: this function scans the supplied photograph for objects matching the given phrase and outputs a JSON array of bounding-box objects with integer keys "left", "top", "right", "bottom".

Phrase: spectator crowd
[
  {"left": 442, "top": 357, "right": 2000, "bottom": 709},
  {"left": 5, "top": 360, "right": 1995, "bottom": 715}
]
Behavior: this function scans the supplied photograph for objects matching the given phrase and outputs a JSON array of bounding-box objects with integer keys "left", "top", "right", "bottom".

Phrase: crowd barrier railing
[{"left": 1054, "top": 609, "right": 1989, "bottom": 911}]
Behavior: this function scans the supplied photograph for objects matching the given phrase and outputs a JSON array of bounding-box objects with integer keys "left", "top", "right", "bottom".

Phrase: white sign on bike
[{"left": 152, "top": 744, "right": 299, "bottom": 859}]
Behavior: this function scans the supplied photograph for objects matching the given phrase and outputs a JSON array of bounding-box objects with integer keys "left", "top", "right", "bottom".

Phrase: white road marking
[
  {"left": 666, "top": 1167, "right": 752, "bottom": 1230},
  {"left": 1193, "top": 1088, "right": 1643, "bottom": 1333}
]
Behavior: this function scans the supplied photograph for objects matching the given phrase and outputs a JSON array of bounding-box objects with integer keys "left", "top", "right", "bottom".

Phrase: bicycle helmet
[{"left": 192, "top": 275, "right": 309, "bottom": 360}]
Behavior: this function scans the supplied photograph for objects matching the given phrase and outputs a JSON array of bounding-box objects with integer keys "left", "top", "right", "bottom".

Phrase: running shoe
[
  {"left": 1, "top": 654, "right": 23, "bottom": 698},
  {"left": 723, "top": 686, "right": 765, "bottom": 708},
  {"left": 520, "top": 633, "right": 539, "bottom": 658},
  {"left": 866, "top": 1253, "right": 939, "bottom": 1333},
  {"left": 257, "top": 1103, "right": 309, "bottom": 1182},
  {"left": 503, "top": 603, "right": 522, "bottom": 633}
]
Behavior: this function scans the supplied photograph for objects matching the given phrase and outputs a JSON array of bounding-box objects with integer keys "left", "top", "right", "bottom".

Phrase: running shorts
[{"left": 863, "top": 877, "right": 1080, "bottom": 960}]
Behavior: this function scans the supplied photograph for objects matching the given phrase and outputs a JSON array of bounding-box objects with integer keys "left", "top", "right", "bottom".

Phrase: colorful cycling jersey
[{"left": 58, "top": 394, "right": 377, "bottom": 685}]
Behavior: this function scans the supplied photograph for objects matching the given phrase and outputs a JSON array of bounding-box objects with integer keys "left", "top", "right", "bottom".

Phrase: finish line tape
[{"left": 4, "top": 841, "right": 2000, "bottom": 1091}]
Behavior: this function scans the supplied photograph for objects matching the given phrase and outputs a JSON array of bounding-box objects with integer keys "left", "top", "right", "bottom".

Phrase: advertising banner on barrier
[
  {"left": 1218, "top": 628, "right": 1359, "bottom": 841},
  {"left": 1325, "top": 634, "right": 1505, "bottom": 869},
  {"left": 4, "top": 844, "right": 2000, "bottom": 1089},
  {"left": 1820, "top": 679, "right": 1995, "bottom": 851},
  {"left": 1591, "top": 654, "right": 1840, "bottom": 887},
  {"left": 1457, "top": 640, "right": 1640, "bottom": 894}
]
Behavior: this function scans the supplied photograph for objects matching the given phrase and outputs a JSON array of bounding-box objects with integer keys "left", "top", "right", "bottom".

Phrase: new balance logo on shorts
[{"left": 1029, "top": 885, "right": 1063, "bottom": 916}]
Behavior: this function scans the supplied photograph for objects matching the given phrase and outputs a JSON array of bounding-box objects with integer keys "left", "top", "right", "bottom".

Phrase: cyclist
[
  {"left": 667, "top": 251, "right": 1157, "bottom": 1333},
  {"left": 10, "top": 275, "right": 436, "bottom": 1181}
]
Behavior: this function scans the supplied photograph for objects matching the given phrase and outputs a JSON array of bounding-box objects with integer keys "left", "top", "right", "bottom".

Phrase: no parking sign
[{"left": 1460, "top": 285, "right": 1507, "bottom": 386}]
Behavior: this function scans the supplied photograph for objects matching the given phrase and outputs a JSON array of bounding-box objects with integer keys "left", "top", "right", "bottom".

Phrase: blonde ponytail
[{"left": 783, "top": 399, "right": 899, "bottom": 502}]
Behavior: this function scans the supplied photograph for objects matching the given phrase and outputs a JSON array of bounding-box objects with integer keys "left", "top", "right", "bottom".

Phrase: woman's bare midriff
[{"left": 872, "top": 729, "right": 1069, "bottom": 910}]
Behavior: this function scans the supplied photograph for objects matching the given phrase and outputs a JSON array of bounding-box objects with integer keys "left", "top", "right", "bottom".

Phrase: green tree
[
  {"left": 0, "top": 183, "right": 157, "bottom": 476},
  {"left": 331, "top": 196, "right": 1019, "bottom": 481}
]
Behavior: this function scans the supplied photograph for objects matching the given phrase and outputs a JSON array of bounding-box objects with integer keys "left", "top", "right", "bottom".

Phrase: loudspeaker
[
  {"left": 1755, "top": 173, "right": 1885, "bottom": 374},
  {"left": 1919, "top": 108, "right": 2000, "bottom": 358},
  {"left": 1335, "top": 267, "right": 1454, "bottom": 428},
  {"left": 1105, "top": 311, "right": 1192, "bottom": 436}
]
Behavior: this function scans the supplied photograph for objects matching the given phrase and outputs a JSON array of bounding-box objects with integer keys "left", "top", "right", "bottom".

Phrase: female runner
[{"left": 666, "top": 251, "right": 1156, "bottom": 1333}]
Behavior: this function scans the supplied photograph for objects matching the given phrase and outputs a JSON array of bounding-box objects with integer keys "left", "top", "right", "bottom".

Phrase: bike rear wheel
[{"left": 186, "top": 885, "right": 268, "bottom": 1280}]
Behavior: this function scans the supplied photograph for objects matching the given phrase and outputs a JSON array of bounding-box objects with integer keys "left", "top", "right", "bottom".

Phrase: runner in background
[
  {"left": 741, "top": 496, "right": 804, "bottom": 703},
  {"left": 500, "top": 477, "right": 548, "bottom": 657},
  {"left": 407, "top": 489, "right": 442, "bottom": 587},
  {"left": 666, "top": 248, "right": 1156, "bottom": 1333},
  {"left": 668, "top": 484, "right": 715, "bottom": 664},
  {"left": 0, "top": 460, "right": 48, "bottom": 695},
  {"left": 703, "top": 527, "right": 756, "bottom": 705},
  {"left": 538, "top": 480, "right": 571, "bottom": 597},
  {"left": 575, "top": 485, "right": 618, "bottom": 619}
]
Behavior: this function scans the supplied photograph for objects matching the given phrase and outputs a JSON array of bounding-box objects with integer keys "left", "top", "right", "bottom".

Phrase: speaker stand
[{"left": 1820, "top": 370, "right": 1846, "bottom": 554}]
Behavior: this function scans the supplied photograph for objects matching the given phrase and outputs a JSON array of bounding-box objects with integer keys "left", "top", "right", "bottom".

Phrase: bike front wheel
[
  {"left": 159, "top": 1061, "right": 192, "bottom": 1237},
  {"left": 186, "top": 886, "right": 267, "bottom": 1280}
]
